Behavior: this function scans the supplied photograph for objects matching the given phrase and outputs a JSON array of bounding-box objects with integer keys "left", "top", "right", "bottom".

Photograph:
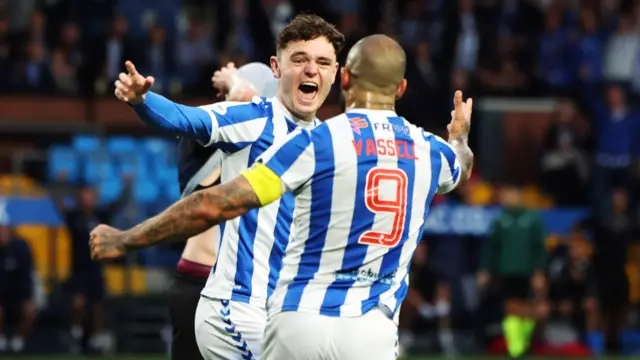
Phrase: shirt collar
[{"left": 269, "top": 96, "right": 318, "bottom": 129}]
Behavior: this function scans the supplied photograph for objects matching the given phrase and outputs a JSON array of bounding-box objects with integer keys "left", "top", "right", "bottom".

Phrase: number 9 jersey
[{"left": 256, "top": 108, "right": 461, "bottom": 322}]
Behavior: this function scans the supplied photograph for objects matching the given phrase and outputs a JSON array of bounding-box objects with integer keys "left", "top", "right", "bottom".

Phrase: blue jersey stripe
[
  {"left": 282, "top": 125, "right": 335, "bottom": 311},
  {"left": 266, "top": 120, "right": 297, "bottom": 299},
  {"left": 231, "top": 118, "right": 275, "bottom": 301},
  {"left": 216, "top": 141, "right": 253, "bottom": 153},
  {"left": 439, "top": 140, "right": 460, "bottom": 184},
  {"left": 362, "top": 116, "right": 416, "bottom": 315},
  {"left": 390, "top": 134, "right": 442, "bottom": 315},
  {"left": 320, "top": 113, "right": 375, "bottom": 315},
  {"left": 267, "top": 196, "right": 294, "bottom": 299},
  {"left": 263, "top": 129, "right": 311, "bottom": 176}
]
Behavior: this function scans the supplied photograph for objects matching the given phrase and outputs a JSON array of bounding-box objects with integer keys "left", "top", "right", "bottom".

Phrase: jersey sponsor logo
[
  {"left": 372, "top": 122, "right": 410, "bottom": 136},
  {"left": 350, "top": 117, "right": 369, "bottom": 135},
  {"left": 336, "top": 267, "right": 398, "bottom": 285}
]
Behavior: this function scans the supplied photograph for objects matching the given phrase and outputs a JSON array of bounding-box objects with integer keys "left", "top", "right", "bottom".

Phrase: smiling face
[
  {"left": 270, "top": 36, "right": 338, "bottom": 119},
  {"left": 269, "top": 14, "right": 345, "bottom": 121}
]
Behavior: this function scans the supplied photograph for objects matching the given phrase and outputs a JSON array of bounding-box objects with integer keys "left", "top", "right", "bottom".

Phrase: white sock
[
  {"left": 10, "top": 337, "right": 24, "bottom": 352},
  {"left": 438, "top": 329, "right": 456, "bottom": 356},
  {"left": 0, "top": 335, "right": 7, "bottom": 351}
]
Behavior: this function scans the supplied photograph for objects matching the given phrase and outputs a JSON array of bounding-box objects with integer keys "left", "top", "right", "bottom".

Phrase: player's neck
[
  {"left": 277, "top": 94, "right": 315, "bottom": 122},
  {"left": 345, "top": 91, "right": 395, "bottom": 112}
]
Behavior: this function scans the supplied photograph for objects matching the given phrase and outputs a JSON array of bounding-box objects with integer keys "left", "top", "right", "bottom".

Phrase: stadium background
[{"left": 0, "top": 0, "right": 639, "bottom": 358}]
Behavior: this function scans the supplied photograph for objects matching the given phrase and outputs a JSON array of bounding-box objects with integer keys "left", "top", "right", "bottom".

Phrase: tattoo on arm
[
  {"left": 448, "top": 125, "right": 474, "bottom": 185},
  {"left": 122, "top": 176, "right": 261, "bottom": 251}
]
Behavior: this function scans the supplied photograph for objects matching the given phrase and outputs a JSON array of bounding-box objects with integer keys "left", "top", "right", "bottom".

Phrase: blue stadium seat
[
  {"left": 163, "top": 180, "right": 180, "bottom": 202},
  {"left": 71, "top": 135, "right": 101, "bottom": 152},
  {"left": 83, "top": 156, "right": 117, "bottom": 185},
  {"left": 117, "top": 153, "right": 150, "bottom": 179},
  {"left": 134, "top": 179, "right": 160, "bottom": 205},
  {"left": 140, "top": 137, "right": 172, "bottom": 156},
  {"left": 48, "top": 146, "right": 79, "bottom": 182},
  {"left": 98, "top": 178, "right": 124, "bottom": 206},
  {"left": 106, "top": 136, "right": 138, "bottom": 155},
  {"left": 153, "top": 163, "right": 178, "bottom": 184}
]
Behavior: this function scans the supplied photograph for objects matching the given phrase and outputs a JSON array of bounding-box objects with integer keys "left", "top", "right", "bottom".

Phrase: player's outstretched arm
[
  {"left": 89, "top": 164, "right": 285, "bottom": 259},
  {"left": 114, "top": 61, "right": 213, "bottom": 143},
  {"left": 447, "top": 90, "right": 474, "bottom": 184}
]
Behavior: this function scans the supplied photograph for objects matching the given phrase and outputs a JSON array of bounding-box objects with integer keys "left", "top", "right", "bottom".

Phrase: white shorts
[
  {"left": 195, "top": 296, "right": 267, "bottom": 360},
  {"left": 262, "top": 308, "right": 398, "bottom": 360}
]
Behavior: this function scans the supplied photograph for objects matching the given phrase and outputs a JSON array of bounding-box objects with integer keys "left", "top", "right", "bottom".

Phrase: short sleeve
[
  {"left": 434, "top": 136, "right": 461, "bottom": 194},
  {"left": 197, "top": 97, "right": 269, "bottom": 152},
  {"left": 258, "top": 127, "right": 316, "bottom": 193}
]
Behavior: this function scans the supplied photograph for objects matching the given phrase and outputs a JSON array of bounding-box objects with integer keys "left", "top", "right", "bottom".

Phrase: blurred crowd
[{"left": 1, "top": 0, "right": 640, "bottom": 356}]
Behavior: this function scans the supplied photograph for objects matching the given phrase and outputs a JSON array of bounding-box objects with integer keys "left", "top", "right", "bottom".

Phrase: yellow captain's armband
[{"left": 241, "top": 163, "right": 283, "bottom": 206}]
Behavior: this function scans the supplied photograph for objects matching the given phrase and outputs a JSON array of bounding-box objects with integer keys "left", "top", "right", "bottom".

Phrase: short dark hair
[{"left": 276, "top": 14, "right": 345, "bottom": 57}]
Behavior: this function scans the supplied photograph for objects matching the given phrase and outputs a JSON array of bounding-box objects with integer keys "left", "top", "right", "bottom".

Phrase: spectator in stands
[
  {"left": 540, "top": 100, "right": 589, "bottom": 206},
  {"left": 64, "top": 182, "right": 129, "bottom": 354},
  {"left": 0, "top": 16, "right": 10, "bottom": 90},
  {"left": 575, "top": 8, "right": 604, "bottom": 85},
  {"left": 588, "top": 84, "right": 637, "bottom": 214},
  {"left": 548, "top": 226, "right": 602, "bottom": 354},
  {"left": 176, "top": 18, "right": 216, "bottom": 93},
  {"left": 100, "top": 14, "right": 139, "bottom": 86},
  {"left": 537, "top": 9, "right": 573, "bottom": 94},
  {"left": 139, "top": 24, "right": 174, "bottom": 94},
  {"left": 602, "top": 15, "right": 640, "bottom": 85},
  {"left": 477, "top": 184, "right": 548, "bottom": 358},
  {"left": 592, "top": 187, "right": 634, "bottom": 353},
  {"left": 14, "top": 41, "right": 54, "bottom": 94},
  {"left": 0, "top": 221, "right": 37, "bottom": 353},
  {"left": 399, "top": 242, "right": 455, "bottom": 357},
  {"left": 50, "top": 49, "right": 78, "bottom": 95}
]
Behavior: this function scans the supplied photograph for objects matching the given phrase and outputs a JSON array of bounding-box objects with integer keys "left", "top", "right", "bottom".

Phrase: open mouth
[{"left": 298, "top": 81, "right": 318, "bottom": 102}]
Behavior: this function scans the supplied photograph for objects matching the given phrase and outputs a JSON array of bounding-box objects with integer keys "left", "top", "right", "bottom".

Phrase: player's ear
[
  {"left": 270, "top": 56, "right": 281, "bottom": 79},
  {"left": 396, "top": 78, "right": 407, "bottom": 100},
  {"left": 331, "top": 62, "right": 339, "bottom": 84},
  {"left": 340, "top": 67, "right": 351, "bottom": 91}
]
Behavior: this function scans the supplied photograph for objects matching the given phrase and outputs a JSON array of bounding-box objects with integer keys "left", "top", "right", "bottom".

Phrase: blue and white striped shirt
[
  {"left": 131, "top": 92, "right": 319, "bottom": 307},
  {"left": 198, "top": 96, "right": 320, "bottom": 306},
  {"left": 257, "top": 108, "right": 461, "bottom": 321}
]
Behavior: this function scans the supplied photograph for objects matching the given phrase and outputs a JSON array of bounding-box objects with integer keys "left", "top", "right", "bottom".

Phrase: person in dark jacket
[{"left": 0, "top": 222, "right": 37, "bottom": 353}]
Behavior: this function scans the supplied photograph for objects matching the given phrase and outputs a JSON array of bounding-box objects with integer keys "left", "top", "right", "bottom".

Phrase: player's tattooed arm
[
  {"left": 448, "top": 90, "right": 474, "bottom": 184},
  {"left": 122, "top": 177, "right": 261, "bottom": 250},
  {"left": 449, "top": 129, "right": 474, "bottom": 184}
]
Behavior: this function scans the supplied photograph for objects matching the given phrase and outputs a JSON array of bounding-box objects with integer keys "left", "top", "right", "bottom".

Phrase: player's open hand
[
  {"left": 114, "top": 61, "right": 155, "bottom": 104},
  {"left": 211, "top": 62, "right": 237, "bottom": 97},
  {"left": 448, "top": 90, "right": 473, "bottom": 140},
  {"left": 211, "top": 62, "right": 253, "bottom": 100},
  {"left": 89, "top": 224, "right": 127, "bottom": 261}
]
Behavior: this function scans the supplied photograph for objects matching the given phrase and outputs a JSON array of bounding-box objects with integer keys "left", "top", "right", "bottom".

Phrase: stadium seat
[
  {"left": 98, "top": 178, "right": 124, "bottom": 206},
  {"left": 134, "top": 179, "right": 160, "bottom": 205},
  {"left": 48, "top": 146, "right": 80, "bottom": 182},
  {"left": 83, "top": 155, "right": 117, "bottom": 185},
  {"left": 106, "top": 136, "right": 138, "bottom": 154},
  {"left": 163, "top": 180, "right": 180, "bottom": 202},
  {"left": 117, "top": 153, "right": 150, "bottom": 179},
  {"left": 71, "top": 135, "right": 101, "bottom": 152},
  {"left": 140, "top": 137, "right": 172, "bottom": 156}
]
